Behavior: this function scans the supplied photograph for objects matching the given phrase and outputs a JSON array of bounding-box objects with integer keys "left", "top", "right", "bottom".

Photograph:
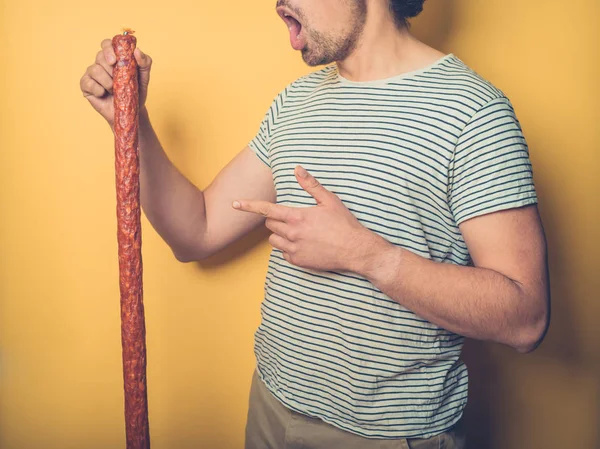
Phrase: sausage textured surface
[{"left": 112, "top": 31, "right": 151, "bottom": 449}]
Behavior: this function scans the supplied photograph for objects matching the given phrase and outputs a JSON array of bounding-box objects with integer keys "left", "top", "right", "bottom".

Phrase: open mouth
[{"left": 276, "top": 6, "right": 306, "bottom": 51}]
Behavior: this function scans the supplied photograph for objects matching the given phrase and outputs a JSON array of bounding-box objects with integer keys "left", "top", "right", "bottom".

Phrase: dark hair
[{"left": 389, "top": 0, "right": 426, "bottom": 27}]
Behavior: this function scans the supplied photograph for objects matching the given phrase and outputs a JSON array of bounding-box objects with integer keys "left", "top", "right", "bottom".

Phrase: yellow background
[{"left": 0, "top": 0, "right": 598, "bottom": 448}]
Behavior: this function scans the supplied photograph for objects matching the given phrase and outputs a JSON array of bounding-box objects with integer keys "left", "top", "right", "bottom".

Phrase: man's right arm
[
  {"left": 138, "top": 106, "right": 276, "bottom": 262},
  {"left": 80, "top": 39, "right": 274, "bottom": 262}
]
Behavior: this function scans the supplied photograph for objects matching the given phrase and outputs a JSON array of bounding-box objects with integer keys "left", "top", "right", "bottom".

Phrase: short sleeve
[
  {"left": 448, "top": 96, "right": 538, "bottom": 225},
  {"left": 248, "top": 87, "right": 289, "bottom": 168}
]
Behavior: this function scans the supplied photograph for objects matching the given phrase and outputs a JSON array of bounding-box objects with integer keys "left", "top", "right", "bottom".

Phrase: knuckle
[
  {"left": 84, "top": 77, "right": 95, "bottom": 92},
  {"left": 90, "top": 64, "right": 102, "bottom": 76},
  {"left": 292, "top": 211, "right": 304, "bottom": 223},
  {"left": 87, "top": 79, "right": 103, "bottom": 97},
  {"left": 287, "top": 229, "right": 299, "bottom": 241},
  {"left": 92, "top": 64, "right": 108, "bottom": 80},
  {"left": 94, "top": 84, "right": 105, "bottom": 97}
]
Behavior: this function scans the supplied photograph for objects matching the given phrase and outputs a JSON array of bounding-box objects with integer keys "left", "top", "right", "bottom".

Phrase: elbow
[
  {"left": 174, "top": 252, "right": 197, "bottom": 263},
  {"left": 172, "top": 233, "right": 212, "bottom": 263},
  {"left": 172, "top": 246, "right": 209, "bottom": 263},
  {"left": 514, "top": 328, "right": 544, "bottom": 354},
  {"left": 513, "top": 302, "right": 550, "bottom": 354}
]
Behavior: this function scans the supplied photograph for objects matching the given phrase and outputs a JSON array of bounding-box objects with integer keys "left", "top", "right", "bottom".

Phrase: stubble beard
[{"left": 300, "top": 1, "right": 367, "bottom": 66}]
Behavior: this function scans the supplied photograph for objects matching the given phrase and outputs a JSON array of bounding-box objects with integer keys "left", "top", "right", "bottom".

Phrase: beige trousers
[{"left": 245, "top": 369, "right": 466, "bottom": 449}]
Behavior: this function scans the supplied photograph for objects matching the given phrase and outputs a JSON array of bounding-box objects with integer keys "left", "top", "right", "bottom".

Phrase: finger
[
  {"left": 88, "top": 63, "right": 114, "bottom": 94},
  {"left": 101, "top": 38, "right": 116, "bottom": 65},
  {"left": 95, "top": 50, "right": 115, "bottom": 78},
  {"left": 268, "top": 233, "right": 293, "bottom": 253},
  {"left": 81, "top": 75, "right": 106, "bottom": 98},
  {"left": 134, "top": 48, "right": 152, "bottom": 92},
  {"left": 295, "top": 166, "right": 331, "bottom": 205},
  {"left": 265, "top": 218, "right": 295, "bottom": 241},
  {"left": 281, "top": 251, "right": 293, "bottom": 264},
  {"left": 233, "top": 200, "right": 292, "bottom": 221}
]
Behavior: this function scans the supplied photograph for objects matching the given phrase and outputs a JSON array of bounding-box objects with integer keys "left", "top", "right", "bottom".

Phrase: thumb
[
  {"left": 133, "top": 47, "right": 152, "bottom": 104},
  {"left": 295, "top": 166, "right": 330, "bottom": 205},
  {"left": 134, "top": 48, "right": 152, "bottom": 87},
  {"left": 134, "top": 47, "right": 152, "bottom": 70}
]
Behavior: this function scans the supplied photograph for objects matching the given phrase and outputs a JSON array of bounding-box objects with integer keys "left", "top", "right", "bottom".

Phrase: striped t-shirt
[{"left": 247, "top": 53, "right": 538, "bottom": 439}]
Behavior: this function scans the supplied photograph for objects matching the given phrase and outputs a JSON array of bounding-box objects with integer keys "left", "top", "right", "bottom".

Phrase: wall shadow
[{"left": 414, "top": 2, "right": 585, "bottom": 448}]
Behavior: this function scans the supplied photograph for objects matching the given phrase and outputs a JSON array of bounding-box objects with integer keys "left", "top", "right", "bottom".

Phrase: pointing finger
[{"left": 233, "top": 200, "right": 292, "bottom": 221}]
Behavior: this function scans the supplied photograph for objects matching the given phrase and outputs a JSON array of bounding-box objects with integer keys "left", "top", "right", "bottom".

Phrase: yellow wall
[{"left": 0, "top": 1, "right": 598, "bottom": 448}]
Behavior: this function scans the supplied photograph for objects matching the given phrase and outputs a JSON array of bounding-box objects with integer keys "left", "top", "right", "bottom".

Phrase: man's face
[{"left": 276, "top": 0, "right": 368, "bottom": 66}]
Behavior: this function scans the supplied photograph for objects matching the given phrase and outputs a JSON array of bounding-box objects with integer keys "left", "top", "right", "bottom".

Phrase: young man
[{"left": 80, "top": 0, "right": 551, "bottom": 447}]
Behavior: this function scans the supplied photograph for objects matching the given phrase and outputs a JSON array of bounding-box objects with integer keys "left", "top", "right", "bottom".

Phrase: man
[{"left": 80, "top": 0, "right": 551, "bottom": 447}]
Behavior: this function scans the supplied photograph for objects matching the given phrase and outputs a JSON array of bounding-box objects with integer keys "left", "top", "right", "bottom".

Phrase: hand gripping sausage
[{"left": 112, "top": 29, "right": 151, "bottom": 449}]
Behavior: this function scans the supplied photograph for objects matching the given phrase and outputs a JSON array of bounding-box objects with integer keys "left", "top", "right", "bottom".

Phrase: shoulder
[{"left": 422, "top": 55, "right": 514, "bottom": 117}]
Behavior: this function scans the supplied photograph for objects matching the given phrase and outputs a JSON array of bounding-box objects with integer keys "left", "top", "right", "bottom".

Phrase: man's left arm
[
  {"left": 233, "top": 165, "right": 551, "bottom": 354},
  {"left": 353, "top": 203, "right": 551, "bottom": 353}
]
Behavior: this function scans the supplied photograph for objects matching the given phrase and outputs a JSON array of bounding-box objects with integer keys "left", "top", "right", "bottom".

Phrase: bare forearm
[
  {"left": 353, "top": 232, "right": 547, "bottom": 352},
  {"left": 135, "top": 107, "right": 207, "bottom": 259}
]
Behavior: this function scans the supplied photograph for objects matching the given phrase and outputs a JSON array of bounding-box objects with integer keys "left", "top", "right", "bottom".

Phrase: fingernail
[
  {"left": 232, "top": 201, "right": 241, "bottom": 209},
  {"left": 108, "top": 54, "right": 115, "bottom": 64},
  {"left": 297, "top": 166, "right": 308, "bottom": 178}
]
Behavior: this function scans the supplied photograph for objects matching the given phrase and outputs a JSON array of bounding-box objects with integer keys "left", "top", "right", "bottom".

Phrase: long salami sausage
[{"left": 112, "top": 29, "right": 151, "bottom": 449}]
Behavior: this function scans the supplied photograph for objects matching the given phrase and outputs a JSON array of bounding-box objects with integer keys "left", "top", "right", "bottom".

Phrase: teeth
[{"left": 281, "top": 11, "right": 301, "bottom": 39}]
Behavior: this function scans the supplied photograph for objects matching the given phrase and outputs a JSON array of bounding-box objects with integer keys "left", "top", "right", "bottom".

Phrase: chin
[{"left": 301, "top": 48, "right": 332, "bottom": 67}]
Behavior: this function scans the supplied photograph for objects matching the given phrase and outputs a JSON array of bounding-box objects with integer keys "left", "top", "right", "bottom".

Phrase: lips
[{"left": 276, "top": 6, "right": 306, "bottom": 51}]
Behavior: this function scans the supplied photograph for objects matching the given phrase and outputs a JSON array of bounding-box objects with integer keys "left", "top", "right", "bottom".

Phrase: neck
[{"left": 336, "top": 4, "right": 445, "bottom": 82}]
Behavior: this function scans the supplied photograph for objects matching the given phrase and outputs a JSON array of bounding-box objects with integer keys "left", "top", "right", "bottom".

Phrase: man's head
[{"left": 275, "top": 0, "right": 426, "bottom": 66}]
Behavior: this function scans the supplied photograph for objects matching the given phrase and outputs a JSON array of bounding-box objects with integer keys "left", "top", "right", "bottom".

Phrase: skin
[{"left": 79, "top": 0, "right": 550, "bottom": 353}]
